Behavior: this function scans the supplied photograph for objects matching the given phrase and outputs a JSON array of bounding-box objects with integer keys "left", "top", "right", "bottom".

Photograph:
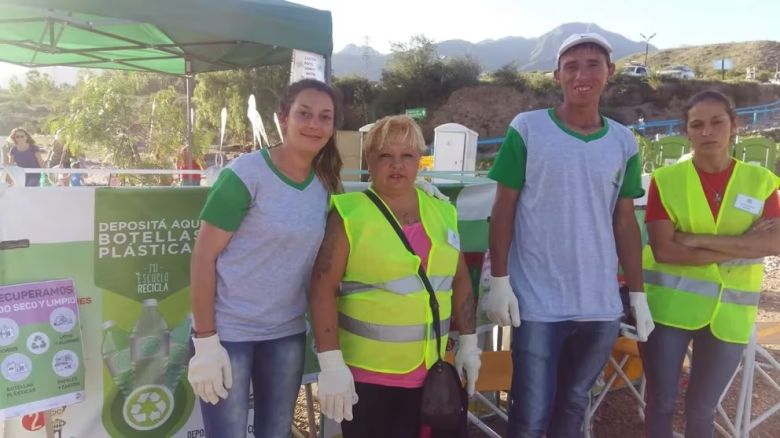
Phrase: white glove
[
  {"left": 455, "top": 334, "right": 482, "bottom": 396},
  {"left": 484, "top": 276, "right": 521, "bottom": 327},
  {"left": 629, "top": 292, "right": 655, "bottom": 342},
  {"left": 317, "top": 350, "right": 358, "bottom": 423},
  {"left": 415, "top": 177, "right": 450, "bottom": 201},
  {"left": 187, "top": 334, "right": 233, "bottom": 405}
]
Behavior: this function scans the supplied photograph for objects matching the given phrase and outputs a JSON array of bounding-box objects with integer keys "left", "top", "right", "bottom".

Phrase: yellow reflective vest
[
  {"left": 643, "top": 159, "right": 779, "bottom": 344},
  {"left": 331, "top": 188, "right": 460, "bottom": 373}
]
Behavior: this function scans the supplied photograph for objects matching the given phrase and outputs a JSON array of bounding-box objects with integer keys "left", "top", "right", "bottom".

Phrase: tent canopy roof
[{"left": 0, "top": 0, "right": 332, "bottom": 75}]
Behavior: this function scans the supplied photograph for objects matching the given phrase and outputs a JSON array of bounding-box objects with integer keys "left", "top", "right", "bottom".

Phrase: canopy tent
[
  {"left": 0, "top": 0, "right": 333, "bottom": 153},
  {"left": 0, "top": 0, "right": 332, "bottom": 75}
]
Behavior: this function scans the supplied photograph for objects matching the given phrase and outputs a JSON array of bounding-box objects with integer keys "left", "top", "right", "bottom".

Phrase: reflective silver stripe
[
  {"left": 721, "top": 289, "right": 760, "bottom": 306},
  {"left": 643, "top": 270, "right": 720, "bottom": 298},
  {"left": 429, "top": 318, "right": 451, "bottom": 339},
  {"left": 340, "top": 313, "right": 426, "bottom": 342},
  {"left": 339, "top": 276, "right": 421, "bottom": 296},
  {"left": 429, "top": 275, "right": 454, "bottom": 292},
  {"left": 339, "top": 275, "right": 454, "bottom": 297},
  {"left": 339, "top": 313, "right": 450, "bottom": 342},
  {"left": 340, "top": 282, "right": 373, "bottom": 296},
  {"left": 720, "top": 257, "right": 765, "bottom": 267}
]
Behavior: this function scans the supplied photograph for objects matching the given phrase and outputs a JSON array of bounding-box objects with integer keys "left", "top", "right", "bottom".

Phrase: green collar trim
[
  {"left": 261, "top": 148, "right": 314, "bottom": 190},
  {"left": 548, "top": 108, "right": 609, "bottom": 142}
]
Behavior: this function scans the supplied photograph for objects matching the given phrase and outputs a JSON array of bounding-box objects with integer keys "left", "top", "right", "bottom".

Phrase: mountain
[
  {"left": 618, "top": 40, "right": 780, "bottom": 74},
  {"left": 331, "top": 44, "right": 388, "bottom": 81},
  {"left": 521, "top": 22, "right": 650, "bottom": 71},
  {"left": 332, "top": 22, "right": 654, "bottom": 80}
]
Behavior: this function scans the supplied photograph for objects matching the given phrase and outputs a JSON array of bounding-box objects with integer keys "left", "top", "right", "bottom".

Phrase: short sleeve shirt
[
  {"left": 488, "top": 108, "right": 644, "bottom": 322},
  {"left": 199, "top": 149, "right": 329, "bottom": 341}
]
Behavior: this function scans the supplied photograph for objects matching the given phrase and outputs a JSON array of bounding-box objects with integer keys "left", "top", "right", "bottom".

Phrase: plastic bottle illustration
[
  {"left": 130, "top": 299, "right": 170, "bottom": 386},
  {"left": 101, "top": 320, "right": 134, "bottom": 397},
  {"left": 164, "top": 315, "right": 192, "bottom": 390}
]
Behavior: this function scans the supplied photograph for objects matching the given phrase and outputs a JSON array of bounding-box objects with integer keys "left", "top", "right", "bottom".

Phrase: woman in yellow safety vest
[
  {"left": 641, "top": 90, "right": 780, "bottom": 438},
  {"left": 309, "top": 115, "right": 482, "bottom": 437}
]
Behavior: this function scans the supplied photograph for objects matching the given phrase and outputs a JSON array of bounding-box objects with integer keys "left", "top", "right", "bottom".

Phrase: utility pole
[
  {"left": 362, "top": 35, "right": 371, "bottom": 79},
  {"left": 640, "top": 32, "right": 656, "bottom": 66}
]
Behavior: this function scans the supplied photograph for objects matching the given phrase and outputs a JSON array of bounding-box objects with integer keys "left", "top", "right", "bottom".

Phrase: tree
[
  {"left": 193, "top": 65, "right": 289, "bottom": 146},
  {"left": 0, "top": 70, "right": 73, "bottom": 134},
  {"left": 492, "top": 63, "right": 526, "bottom": 89},
  {"left": 333, "top": 75, "right": 376, "bottom": 129},
  {"left": 50, "top": 71, "right": 196, "bottom": 184},
  {"left": 378, "top": 35, "right": 481, "bottom": 114}
]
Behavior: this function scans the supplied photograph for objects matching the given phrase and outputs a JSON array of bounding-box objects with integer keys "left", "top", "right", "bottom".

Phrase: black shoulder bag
[{"left": 363, "top": 190, "right": 467, "bottom": 432}]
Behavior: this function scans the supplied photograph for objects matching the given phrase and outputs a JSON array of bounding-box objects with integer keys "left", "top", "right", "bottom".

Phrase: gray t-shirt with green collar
[
  {"left": 200, "top": 149, "right": 328, "bottom": 341},
  {"left": 488, "top": 108, "right": 644, "bottom": 322}
]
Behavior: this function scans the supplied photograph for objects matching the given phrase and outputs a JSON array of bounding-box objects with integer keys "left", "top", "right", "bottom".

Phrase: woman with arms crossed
[{"left": 642, "top": 90, "right": 780, "bottom": 438}]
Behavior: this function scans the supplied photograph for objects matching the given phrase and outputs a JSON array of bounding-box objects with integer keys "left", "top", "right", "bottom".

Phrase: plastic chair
[
  {"left": 654, "top": 136, "right": 690, "bottom": 168},
  {"left": 734, "top": 136, "right": 776, "bottom": 171}
]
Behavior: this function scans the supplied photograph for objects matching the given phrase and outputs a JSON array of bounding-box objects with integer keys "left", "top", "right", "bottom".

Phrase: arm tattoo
[
  {"left": 314, "top": 214, "right": 342, "bottom": 280},
  {"left": 458, "top": 293, "right": 477, "bottom": 334}
]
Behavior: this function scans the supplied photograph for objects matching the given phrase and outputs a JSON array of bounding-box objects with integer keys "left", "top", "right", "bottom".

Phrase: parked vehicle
[
  {"left": 658, "top": 65, "right": 695, "bottom": 79},
  {"left": 621, "top": 63, "right": 649, "bottom": 77}
]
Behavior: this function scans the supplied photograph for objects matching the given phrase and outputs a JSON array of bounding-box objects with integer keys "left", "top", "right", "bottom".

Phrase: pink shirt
[{"left": 350, "top": 222, "right": 432, "bottom": 388}]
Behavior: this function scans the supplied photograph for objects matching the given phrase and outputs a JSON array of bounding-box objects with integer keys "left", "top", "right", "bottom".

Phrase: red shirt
[
  {"left": 645, "top": 161, "right": 780, "bottom": 222},
  {"left": 177, "top": 152, "right": 202, "bottom": 183}
]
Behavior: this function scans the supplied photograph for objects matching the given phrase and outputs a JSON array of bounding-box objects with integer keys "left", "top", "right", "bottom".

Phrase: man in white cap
[{"left": 483, "top": 33, "right": 655, "bottom": 436}]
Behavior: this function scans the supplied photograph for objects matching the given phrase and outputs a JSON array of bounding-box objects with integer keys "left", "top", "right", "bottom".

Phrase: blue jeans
[
  {"left": 508, "top": 319, "right": 620, "bottom": 438},
  {"left": 200, "top": 332, "right": 305, "bottom": 438},
  {"left": 641, "top": 323, "right": 744, "bottom": 438}
]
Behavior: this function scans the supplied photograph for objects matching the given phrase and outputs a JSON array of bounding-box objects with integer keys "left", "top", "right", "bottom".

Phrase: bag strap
[{"left": 363, "top": 190, "right": 443, "bottom": 361}]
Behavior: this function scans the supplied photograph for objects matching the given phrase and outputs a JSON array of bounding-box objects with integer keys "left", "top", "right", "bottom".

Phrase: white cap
[{"left": 556, "top": 33, "right": 613, "bottom": 66}]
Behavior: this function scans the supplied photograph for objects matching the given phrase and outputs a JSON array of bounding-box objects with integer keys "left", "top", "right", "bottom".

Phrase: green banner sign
[{"left": 405, "top": 107, "right": 427, "bottom": 119}]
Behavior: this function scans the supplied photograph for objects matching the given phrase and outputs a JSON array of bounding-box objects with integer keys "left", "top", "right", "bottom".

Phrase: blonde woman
[{"left": 310, "top": 115, "right": 481, "bottom": 437}]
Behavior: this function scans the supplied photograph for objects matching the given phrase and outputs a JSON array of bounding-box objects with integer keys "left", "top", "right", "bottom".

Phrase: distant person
[
  {"left": 483, "top": 33, "right": 653, "bottom": 437},
  {"left": 7, "top": 127, "right": 44, "bottom": 187},
  {"left": 70, "top": 160, "right": 85, "bottom": 187},
  {"left": 177, "top": 144, "right": 203, "bottom": 186},
  {"left": 45, "top": 129, "right": 69, "bottom": 168},
  {"left": 641, "top": 90, "right": 780, "bottom": 438}
]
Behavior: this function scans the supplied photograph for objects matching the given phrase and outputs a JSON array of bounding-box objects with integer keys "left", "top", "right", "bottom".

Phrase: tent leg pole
[{"left": 185, "top": 64, "right": 194, "bottom": 171}]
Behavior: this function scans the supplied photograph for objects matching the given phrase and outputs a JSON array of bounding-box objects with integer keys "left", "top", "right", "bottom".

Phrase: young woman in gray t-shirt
[{"left": 188, "top": 79, "right": 343, "bottom": 437}]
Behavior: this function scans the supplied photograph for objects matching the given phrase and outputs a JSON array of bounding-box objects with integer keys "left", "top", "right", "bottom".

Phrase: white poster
[{"left": 289, "top": 49, "right": 326, "bottom": 83}]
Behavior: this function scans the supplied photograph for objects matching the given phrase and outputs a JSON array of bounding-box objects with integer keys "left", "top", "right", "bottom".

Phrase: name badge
[
  {"left": 734, "top": 194, "right": 762, "bottom": 215},
  {"left": 447, "top": 229, "right": 460, "bottom": 250}
]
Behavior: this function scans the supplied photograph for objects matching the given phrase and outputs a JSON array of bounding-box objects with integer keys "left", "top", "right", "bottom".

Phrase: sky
[
  {"left": 295, "top": 0, "right": 780, "bottom": 53},
  {"left": 1, "top": 0, "right": 778, "bottom": 85}
]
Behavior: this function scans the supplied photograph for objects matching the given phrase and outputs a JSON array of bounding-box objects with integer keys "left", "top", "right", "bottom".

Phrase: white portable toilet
[
  {"left": 433, "top": 123, "right": 479, "bottom": 181},
  {"left": 357, "top": 123, "right": 375, "bottom": 182},
  {"left": 358, "top": 123, "right": 375, "bottom": 148}
]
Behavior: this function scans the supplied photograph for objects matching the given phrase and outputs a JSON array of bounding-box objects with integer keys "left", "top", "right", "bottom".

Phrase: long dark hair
[
  {"left": 7, "top": 127, "right": 36, "bottom": 147},
  {"left": 278, "top": 79, "right": 343, "bottom": 193}
]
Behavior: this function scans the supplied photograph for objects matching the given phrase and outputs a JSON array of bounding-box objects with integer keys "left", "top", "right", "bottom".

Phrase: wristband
[{"left": 192, "top": 329, "right": 217, "bottom": 338}]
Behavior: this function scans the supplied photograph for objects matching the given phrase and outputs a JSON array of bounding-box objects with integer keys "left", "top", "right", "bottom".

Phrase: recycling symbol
[
  {"left": 31, "top": 336, "right": 47, "bottom": 349},
  {"left": 26, "top": 332, "right": 50, "bottom": 355},
  {"left": 122, "top": 384, "right": 174, "bottom": 431}
]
